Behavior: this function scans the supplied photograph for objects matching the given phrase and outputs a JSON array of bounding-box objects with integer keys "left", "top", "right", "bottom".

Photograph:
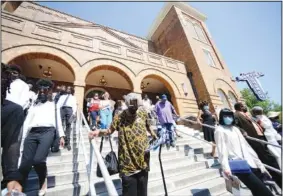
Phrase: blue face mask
[
  {"left": 203, "top": 106, "right": 209, "bottom": 111},
  {"left": 223, "top": 116, "right": 233, "bottom": 126}
]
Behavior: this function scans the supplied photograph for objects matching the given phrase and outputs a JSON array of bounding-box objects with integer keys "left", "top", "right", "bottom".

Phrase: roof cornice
[{"left": 147, "top": 2, "right": 207, "bottom": 40}]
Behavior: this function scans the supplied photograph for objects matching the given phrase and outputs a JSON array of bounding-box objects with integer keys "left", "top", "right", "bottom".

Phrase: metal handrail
[
  {"left": 178, "top": 117, "right": 282, "bottom": 174},
  {"left": 80, "top": 111, "right": 118, "bottom": 196},
  {"left": 75, "top": 111, "right": 96, "bottom": 195}
]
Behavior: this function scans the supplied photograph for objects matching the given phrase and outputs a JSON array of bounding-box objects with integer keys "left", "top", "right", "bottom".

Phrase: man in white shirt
[
  {"left": 1, "top": 64, "right": 29, "bottom": 192},
  {"left": 24, "top": 81, "right": 37, "bottom": 116},
  {"left": 57, "top": 86, "right": 77, "bottom": 151},
  {"left": 19, "top": 79, "right": 65, "bottom": 195}
]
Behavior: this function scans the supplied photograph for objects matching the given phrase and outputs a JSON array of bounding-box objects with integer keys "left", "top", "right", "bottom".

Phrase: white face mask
[{"left": 256, "top": 115, "right": 263, "bottom": 120}]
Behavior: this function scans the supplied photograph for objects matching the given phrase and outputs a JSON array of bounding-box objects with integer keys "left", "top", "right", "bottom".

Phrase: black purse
[{"left": 96, "top": 136, "right": 119, "bottom": 177}]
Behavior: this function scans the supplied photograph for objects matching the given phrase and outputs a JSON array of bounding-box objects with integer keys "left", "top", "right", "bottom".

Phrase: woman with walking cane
[
  {"left": 89, "top": 93, "right": 157, "bottom": 196},
  {"left": 215, "top": 108, "right": 273, "bottom": 196},
  {"left": 19, "top": 79, "right": 65, "bottom": 196}
]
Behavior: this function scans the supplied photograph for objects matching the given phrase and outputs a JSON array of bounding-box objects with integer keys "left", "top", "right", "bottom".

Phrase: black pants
[
  {"left": 235, "top": 168, "right": 274, "bottom": 196},
  {"left": 1, "top": 100, "right": 25, "bottom": 187},
  {"left": 19, "top": 127, "right": 55, "bottom": 189},
  {"left": 121, "top": 170, "right": 148, "bottom": 196},
  {"left": 248, "top": 138, "right": 282, "bottom": 188},
  {"left": 60, "top": 107, "right": 73, "bottom": 146}
]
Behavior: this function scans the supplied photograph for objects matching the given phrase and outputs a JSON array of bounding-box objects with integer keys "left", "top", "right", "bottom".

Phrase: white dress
[{"left": 258, "top": 115, "right": 282, "bottom": 169}]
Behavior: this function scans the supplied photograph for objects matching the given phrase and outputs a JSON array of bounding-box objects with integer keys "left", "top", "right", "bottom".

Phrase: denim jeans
[{"left": 100, "top": 108, "right": 113, "bottom": 129}]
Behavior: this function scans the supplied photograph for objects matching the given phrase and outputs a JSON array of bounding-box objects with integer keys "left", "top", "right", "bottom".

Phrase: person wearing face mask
[
  {"left": 1, "top": 64, "right": 30, "bottom": 193},
  {"left": 19, "top": 79, "right": 65, "bottom": 196},
  {"left": 251, "top": 106, "right": 281, "bottom": 169},
  {"left": 234, "top": 102, "right": 282, "bottom": 188},
  {"left": 88, "top": 93, "right": 101, "bottom": 130},
  {"left": 155, "top": 94, "right": 179, "bottom": 147},
  {"left": 197, "top": 101, "right": 217, "bottom": 157},
  {"left": 215, "top": 108, "right": 274, "bottom": 196},
  {"left": 89, "top": 93, "right": 157, "bottom": 196},
  {"left": 57, "top": 86, "right": 77, "bottom": 151}
]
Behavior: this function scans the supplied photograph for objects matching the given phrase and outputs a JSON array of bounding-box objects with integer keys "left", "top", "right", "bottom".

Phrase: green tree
[{"left": 240, "top": 88, "right": 281, "bottom": 115}]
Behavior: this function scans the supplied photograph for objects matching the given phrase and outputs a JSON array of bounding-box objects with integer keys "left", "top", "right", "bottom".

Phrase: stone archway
[
  {"left": 84, "top": 64, "right": 134, "bottom": 102},
  {"left": 7, "top": 52, "right": 76, "bottom": 84},
  {"left": 79, "top": 58, "right": 138, "bottom": 92},
  {"left": 137, "top": 70, "right": 181, "bottom": 114},
  {"left": 2, "top": 44, "right": 81, "bottom": 81}
]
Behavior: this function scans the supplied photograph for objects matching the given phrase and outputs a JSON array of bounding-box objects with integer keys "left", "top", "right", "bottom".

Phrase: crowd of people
[
  {"left": 196, "top": 100, "right": 282, "bottom": 195},
  {"left": 1, "top": 62, "right": 282, "bottom": 196},
  {"left": 1, "top": 63, "right": 77, "bottom": 195}
]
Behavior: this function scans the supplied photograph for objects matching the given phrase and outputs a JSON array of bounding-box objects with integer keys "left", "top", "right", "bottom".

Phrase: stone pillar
[{"left": 73, "top": 81, "right": 85, "bottom": 111}]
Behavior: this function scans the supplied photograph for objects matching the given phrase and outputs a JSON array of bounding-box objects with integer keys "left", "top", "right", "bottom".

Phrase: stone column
[{"left": 73, "top": 81, "right": 86, "bottom": 111}]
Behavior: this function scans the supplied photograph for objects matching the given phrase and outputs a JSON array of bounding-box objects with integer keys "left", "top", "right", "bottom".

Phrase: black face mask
[{"left": 37, "top": 93, "right": 48, "bottom": 103}]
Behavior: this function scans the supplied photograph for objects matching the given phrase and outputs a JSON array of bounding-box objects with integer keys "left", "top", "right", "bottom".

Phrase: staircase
[{"left": 23, "top": 123, "right": 240, "bottom": 196}]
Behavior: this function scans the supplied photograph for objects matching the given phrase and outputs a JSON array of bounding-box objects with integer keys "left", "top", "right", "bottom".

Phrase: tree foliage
[{"left": 240, "top": 88, "right": 282, "bottom": 115}]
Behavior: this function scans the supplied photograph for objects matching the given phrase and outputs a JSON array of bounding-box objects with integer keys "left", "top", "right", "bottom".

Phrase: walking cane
[{"left": 158, "top": 144, "right": 168, "bottom": 196}]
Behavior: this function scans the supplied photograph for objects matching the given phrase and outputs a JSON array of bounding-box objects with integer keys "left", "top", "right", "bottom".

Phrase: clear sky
[{"left": 39, "top": 2, "right": 282, "bottom": 104}]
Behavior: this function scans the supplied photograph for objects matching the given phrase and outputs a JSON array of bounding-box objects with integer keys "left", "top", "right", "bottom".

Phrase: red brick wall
[{"left": 151, "top": 8, "right": 211, "bottom": 109}]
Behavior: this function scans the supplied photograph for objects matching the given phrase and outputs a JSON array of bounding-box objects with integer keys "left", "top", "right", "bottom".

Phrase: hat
[
  {"left": 267, "top": 111, "right": 281, "bottom": 118},
  {"left": 251, "top": 106, "right": 263, "bottom": 112},
  {"left": 9, "top": 64, "right": 22, "bottom": 74},
  {"left": 36, "top": 79, "right": 54, "bottom": 89},
  {"left": 161, "top": 94, "right": 167, "bottom": 100}
]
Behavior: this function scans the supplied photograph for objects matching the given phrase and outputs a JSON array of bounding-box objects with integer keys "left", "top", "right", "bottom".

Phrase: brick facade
[{"left": 2, "top": 2, "right": 241, "bottom": 116}]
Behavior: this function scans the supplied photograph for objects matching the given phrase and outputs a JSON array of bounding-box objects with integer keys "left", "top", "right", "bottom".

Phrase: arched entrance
[
  {"left": 7, "top": 52, "right": 76, "bottom": 88},
  {"left": 85, "top": 65, "right": 134, "bottom": 100},
  {"left": 85, "top": 87, "right": 108, "bottom": 99},
  {"left": 140, "top": 74, "right": 179, "bottom": 112}
]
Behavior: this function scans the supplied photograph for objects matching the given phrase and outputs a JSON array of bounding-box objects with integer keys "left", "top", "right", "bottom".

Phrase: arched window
[
  {"left": 194, "top": 24, "right": 208, "bottom": 43},
  {"left": 217, "top": 89, "right": 230, "bottom": 109},
  {"left": 228, "top": 91, "right": 237, "bottom": 108}
]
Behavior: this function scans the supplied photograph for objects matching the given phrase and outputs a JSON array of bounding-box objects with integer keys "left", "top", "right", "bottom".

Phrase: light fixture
[
  {"left": 99, "top": 75, "right": 107, "bottom": 86},
  {"left": 39, "top": 65, "right": 52, "bottom": 78},
  {"left": 141, "top": 81, "right": 150, "bottom": 90}
]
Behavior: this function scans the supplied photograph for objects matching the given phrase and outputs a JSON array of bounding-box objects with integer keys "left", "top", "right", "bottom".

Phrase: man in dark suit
[{"left": 234, "top": 102, "right": 282, "bottom": 188}]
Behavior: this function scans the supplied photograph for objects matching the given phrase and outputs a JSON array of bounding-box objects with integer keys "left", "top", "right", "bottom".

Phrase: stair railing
[
  {"left": 178, "top": 117, "right": 282, "bottom": 174},
  {"left": 78, "top": 111, "right": 118, "bottom": 196}
]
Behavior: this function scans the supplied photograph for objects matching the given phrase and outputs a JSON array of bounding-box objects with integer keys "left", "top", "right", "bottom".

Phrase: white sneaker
[{"left": 38, "top": 189, "right": 47, "bottom": 196}]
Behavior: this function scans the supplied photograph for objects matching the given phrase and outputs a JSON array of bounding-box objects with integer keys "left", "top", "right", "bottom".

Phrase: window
[
  {"left": 194, "top": 24, "right": 208, "bottom": 43},
  {"left": 186, "top": 20, "right": 198, "bottom": 39},
  {"left": 217, "top": 89, "right": 230, "bottom": 109},
  {"left": 228, "top": 91, "right": 237, "bottom": 108},
  {"left": 203, "top": 49, "right": 216, "bottom": 67}
]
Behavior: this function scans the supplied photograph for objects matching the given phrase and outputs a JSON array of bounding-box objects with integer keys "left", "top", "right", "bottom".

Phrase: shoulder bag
[{"left": 228, "top": 129, "right": 252, "bottom": 174}]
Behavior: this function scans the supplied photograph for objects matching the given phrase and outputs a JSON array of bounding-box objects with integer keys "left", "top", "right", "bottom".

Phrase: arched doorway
[
  {"left": 85, "top": 87, "right": 108, "bottom": 99},
  {"left": 140, "top": 74, "right": 178, "bottom": 112},
  {"left": 85, "top": 65, "right": 133, "bottom": 100},
  {"left": 8, "top": 52, "right": 75, "bottom": 89}
]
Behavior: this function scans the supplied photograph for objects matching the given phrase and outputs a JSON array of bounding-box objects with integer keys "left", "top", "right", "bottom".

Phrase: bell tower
[{"left": 147, "top": 2, "right": 241, "bottom": 112}]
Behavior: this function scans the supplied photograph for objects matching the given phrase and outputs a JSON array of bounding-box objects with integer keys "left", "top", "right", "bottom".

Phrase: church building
[{"left": 1, "top": 1, "right": 241, "bottom": 116}]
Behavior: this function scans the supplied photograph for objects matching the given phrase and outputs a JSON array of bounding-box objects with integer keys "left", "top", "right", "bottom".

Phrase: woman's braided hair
[{"left": 1, "top": 63, "right": 13, "bottom": 105}]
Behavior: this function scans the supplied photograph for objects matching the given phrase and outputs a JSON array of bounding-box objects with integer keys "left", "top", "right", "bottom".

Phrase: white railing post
[{"left": 81, "top": 111, "right": 118, "bottom": 196}]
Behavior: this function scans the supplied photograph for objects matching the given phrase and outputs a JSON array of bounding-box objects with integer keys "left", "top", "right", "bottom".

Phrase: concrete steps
[{"left": 23, "top": 124, "right": 233, "bottom": 196}]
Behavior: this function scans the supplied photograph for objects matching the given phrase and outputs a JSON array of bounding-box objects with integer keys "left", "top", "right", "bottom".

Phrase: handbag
[
  {"left": 228, "top": 130, "right": 252, "bottom": 174},
  {"left": 96, "top": 136, "right": 119, "bottom": 177}
]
